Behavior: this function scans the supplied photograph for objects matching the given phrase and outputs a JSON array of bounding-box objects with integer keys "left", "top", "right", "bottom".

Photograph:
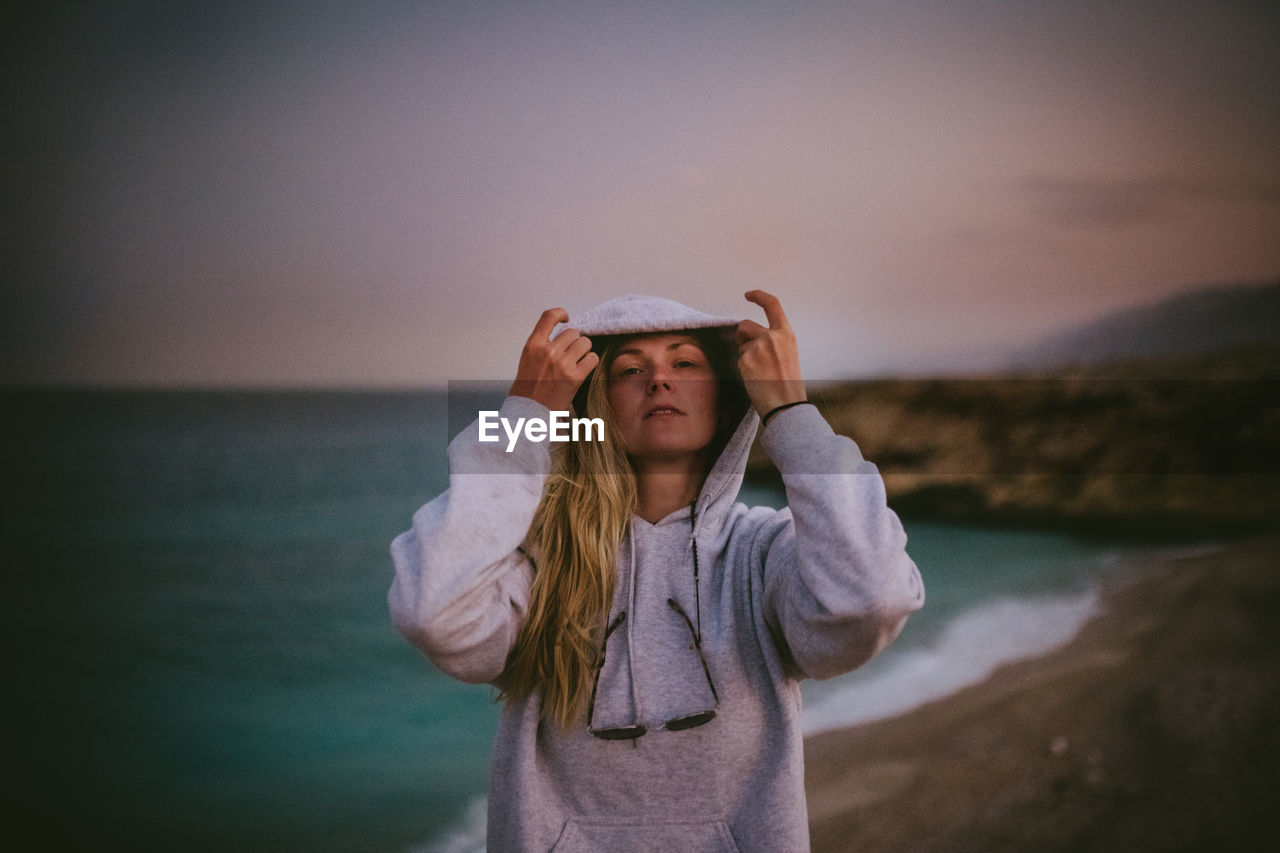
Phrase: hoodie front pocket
[{"left": 550, "top": 817, "right": 741, "bottom": 853}]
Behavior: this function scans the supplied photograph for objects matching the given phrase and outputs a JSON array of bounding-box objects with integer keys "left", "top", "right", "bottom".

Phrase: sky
[{"left": 5, "top": 0, "right": 1279, "bottom": 387}]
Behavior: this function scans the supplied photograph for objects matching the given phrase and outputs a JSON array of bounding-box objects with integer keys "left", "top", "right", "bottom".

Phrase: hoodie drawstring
[
  {"left": 623, "top": 521, "right": 643, "bottom": 722},
  {"left": 689, "top": 498, "right": 703, "bottom": 642}
]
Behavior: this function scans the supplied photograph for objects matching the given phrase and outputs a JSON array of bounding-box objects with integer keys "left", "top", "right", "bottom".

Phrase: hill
[{"left": 1008, "top": 279, "right": 1280, "bottom": 370}]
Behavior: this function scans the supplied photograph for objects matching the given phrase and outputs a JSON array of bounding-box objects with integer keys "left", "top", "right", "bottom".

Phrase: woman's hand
[
  {"left": 736, "top": 290, "right": 807, "bottom": 415},
  {"left": 508, "top": 308, "right": 600, "bottom": 412}
]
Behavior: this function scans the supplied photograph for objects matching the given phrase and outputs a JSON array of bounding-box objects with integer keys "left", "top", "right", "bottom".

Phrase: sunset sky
[{"left": 6, "top": 0, "right": 1279, "bottom": 386}]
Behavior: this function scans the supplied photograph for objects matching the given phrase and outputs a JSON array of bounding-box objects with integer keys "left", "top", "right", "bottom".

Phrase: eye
[{"left": 616, "top": 365, "right": 643, "bottom": 377}]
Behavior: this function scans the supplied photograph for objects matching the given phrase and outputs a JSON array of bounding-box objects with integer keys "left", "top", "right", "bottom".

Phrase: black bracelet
[{"left": 761, "top": 400, "right": 814, "bottom": 427}]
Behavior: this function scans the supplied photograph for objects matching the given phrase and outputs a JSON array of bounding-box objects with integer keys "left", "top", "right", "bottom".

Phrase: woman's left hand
[{"left": 736, "top": 290, "right": 807, "bottom": 415}]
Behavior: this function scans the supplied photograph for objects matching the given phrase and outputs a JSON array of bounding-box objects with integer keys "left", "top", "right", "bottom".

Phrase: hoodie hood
[
  {"left": 561, "top": 294, "right": 739, "bottom": 337},
  {"left": 693, "top": 404, "right": 760, "bottom": 536}
]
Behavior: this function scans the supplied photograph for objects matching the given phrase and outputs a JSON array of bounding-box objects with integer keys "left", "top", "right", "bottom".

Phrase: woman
[{"left": 390, "top": 291, "right": 924, "bottom": 852}]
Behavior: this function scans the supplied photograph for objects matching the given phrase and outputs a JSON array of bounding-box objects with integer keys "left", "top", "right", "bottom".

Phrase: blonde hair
[
  {"left": 498, "top": 329, "right": 747, "bottom": 728},
  {"left": 498, "top": 342, "right": 636, "bottom": 728}
]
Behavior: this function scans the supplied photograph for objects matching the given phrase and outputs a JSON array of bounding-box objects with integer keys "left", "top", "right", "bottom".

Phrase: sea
[{"left": 3, "top": 390, "right": 1159, "bottom": 852}]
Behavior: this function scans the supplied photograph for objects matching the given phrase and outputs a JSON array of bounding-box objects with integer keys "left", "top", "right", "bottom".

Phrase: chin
[{"left": 628, "top": 439, "right": 713, "bottom": 462}]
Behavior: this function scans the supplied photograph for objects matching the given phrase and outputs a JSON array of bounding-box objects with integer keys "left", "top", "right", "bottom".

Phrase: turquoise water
[{"left": 3, "top": 391, "right": 1137, "bottom": 851}]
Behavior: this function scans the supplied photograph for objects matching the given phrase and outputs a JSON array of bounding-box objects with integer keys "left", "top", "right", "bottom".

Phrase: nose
[{"left": 648, "top": 365, "right": 673, "bottom": 393}]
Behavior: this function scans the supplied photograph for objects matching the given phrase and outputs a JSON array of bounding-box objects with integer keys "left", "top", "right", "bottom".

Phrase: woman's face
[{"left": 605, "top": 334, "right": 720, "bottom": 465}]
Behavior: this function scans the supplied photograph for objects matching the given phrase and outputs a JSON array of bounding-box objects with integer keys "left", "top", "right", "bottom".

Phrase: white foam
[
  {"left": 408, "top": 796, "right": 487, "bottom": 853},
  {"left": 802, "top": 587, "right": 1100, "bottom": 736}
]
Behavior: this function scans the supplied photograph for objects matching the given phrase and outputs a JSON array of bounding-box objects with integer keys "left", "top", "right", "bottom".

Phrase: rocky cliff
[{"left": 748, "top": 346, "right": 1280, "bottom": 536}]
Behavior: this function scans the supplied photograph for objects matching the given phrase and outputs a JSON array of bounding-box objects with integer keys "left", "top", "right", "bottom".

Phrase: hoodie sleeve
[
  {"left": 755, "top": 403, "right": 925, "bottom": 680},
  {"left": 388, "top": 395, "right": 552, "bottom": 684}
]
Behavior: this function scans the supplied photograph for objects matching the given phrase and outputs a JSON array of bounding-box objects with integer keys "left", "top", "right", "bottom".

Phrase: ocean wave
[
  {"left": 408, "top": 796, "right": 487, "bottom": 853},
  {"left": 802, "top": 586, "right": 1101, "bottom": 736}
]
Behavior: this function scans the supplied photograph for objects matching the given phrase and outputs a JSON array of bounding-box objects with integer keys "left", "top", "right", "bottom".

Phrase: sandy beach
[{"left": 804, "top": 536, "right": 1280, "bottom": 852}]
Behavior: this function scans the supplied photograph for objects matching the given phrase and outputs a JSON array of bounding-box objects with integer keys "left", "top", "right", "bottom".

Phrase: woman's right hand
[{"left": 508, "top": 308, "right": 600, "bottom": 412}]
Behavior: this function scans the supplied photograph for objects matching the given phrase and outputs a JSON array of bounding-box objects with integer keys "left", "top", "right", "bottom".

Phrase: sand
[{"left": 804, "top": 536, "right": 1280, "bottom": 852}]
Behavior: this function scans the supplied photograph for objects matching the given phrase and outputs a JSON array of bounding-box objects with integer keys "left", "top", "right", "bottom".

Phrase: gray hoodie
[{"left": 390, "top": 296, "right": 924, "bottom": 852}]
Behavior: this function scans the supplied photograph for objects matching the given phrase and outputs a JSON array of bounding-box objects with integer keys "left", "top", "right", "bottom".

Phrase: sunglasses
[{"left": 587, "top": 599, "right": 720, "bottom": 740}]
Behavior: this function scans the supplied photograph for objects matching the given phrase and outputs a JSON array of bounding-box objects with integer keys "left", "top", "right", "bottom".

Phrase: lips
[{"left": 645, "top": 405, "right": 685, "bottom": 418}]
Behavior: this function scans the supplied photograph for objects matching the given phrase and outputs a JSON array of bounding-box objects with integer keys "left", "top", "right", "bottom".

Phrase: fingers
[
  {"left": 563, "top": 332, "right": 593, "bottom": 364},
  {"left": 530, "top": 307, "right": 592, "bottom": 355},
  {"left": 735, "top": 318, "right": 768, "bottom": 346},
  {"left": 744, "top": 290, "right": 790, "bottom": 331},
  {"left": 512, "top": 308, "right": 601, "bottom": 410},
  {"left": 527, "top": 308, "right": 592, "bottom": 361},
  {"left": 531, "top": 307, "right": 569, "bottom": 342},
  {"left": 572, "top": 350, "right": 600, "bottom": 380},
  {"left": 737, "top": 291, "right": 806, "bottom": 413}
]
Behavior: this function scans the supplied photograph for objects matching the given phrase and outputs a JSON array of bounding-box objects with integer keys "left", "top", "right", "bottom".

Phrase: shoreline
[{"left": 803, "top": 536, "right": 1280, "bottom": 852}]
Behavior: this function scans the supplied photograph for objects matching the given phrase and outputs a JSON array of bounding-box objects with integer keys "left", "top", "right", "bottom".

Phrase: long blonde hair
[
  {"left": 498, "top": 329, "right": 748, "bottom": 728},
  {"left": 498, "top": 341, "right": 636, "bottom": 728}
]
